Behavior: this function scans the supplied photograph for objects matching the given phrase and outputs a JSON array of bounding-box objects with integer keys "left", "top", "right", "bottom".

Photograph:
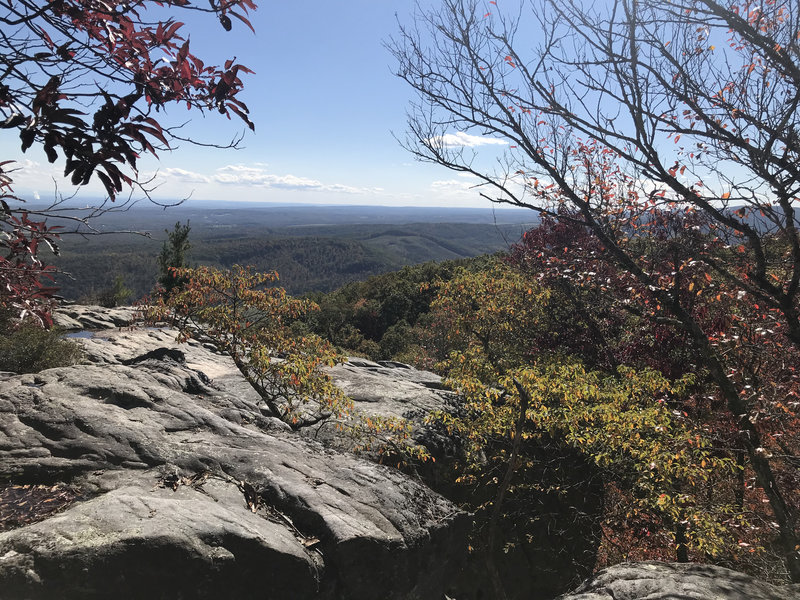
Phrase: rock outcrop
[
  {"left": 558, "top": 562, "right": 800, "bottom": 600},
  {"left": 7, "top": 307, "right": 792, "bottom": 600},
  {"left": 53, "top": 304, "right": 138, "bottom": 331},
  {"left": 0, "top": 312, "right": 469, "bottom": 599}
]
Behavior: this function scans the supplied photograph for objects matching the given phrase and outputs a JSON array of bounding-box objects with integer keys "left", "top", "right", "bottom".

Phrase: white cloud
[
  {"left": 2, "top": 159, "right": 82, "bottom": 199},
  {"left": 155, "top": 164, "right": 379, "bottom": 195},
  {"left": 428, "top": 132, "right": 508, "bottom": 148},
  {"left": 4, "top": 157, "right": 389, "bottom": 203},
  {"left": 431, "top": 179, "right": 479, "bottom": 196},
  {"left": 432, "top": 179, "right": 471, "bottom": 189},
  {"left": 159, "top": 167, "right": 210, "bottom": 184}
]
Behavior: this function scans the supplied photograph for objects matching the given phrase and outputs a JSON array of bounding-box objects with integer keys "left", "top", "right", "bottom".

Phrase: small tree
[
  {"left": 97, "top": 274, "right": 133, "bottom": 308},
  {"left": 151, "top": 265, "right": 351, "bottom": 429},
  {"left": 157, "top": 221, "right": 191, "bottom": 294},
  {"left": 393, "top": 0, "right": 800, "bottom": 579}
]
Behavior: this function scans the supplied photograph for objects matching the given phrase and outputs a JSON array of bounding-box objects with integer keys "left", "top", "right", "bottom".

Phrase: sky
[{"left": 2, "top": 0, "right": 512, "bottom": 209}]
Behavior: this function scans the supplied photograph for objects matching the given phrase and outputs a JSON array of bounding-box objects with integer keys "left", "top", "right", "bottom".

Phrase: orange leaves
[{"left": 158, "top": 264, "right": 349, "bottom": 429}]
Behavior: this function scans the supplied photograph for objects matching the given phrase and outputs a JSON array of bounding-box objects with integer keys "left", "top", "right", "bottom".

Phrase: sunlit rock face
[
  {"left": 557, "top": 562, "right": 800, "bottom": 600},
  {"left": 0, "top": 308, "right": 469, "bottom": 600},
  {"left": 12, "top": 307, "right": 782, "bottom": 600}
]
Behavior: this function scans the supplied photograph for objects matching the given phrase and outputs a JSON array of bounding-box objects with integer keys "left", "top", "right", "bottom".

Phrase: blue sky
[{"left": 4, "top": 0, "right": 510, "bottom": 208}]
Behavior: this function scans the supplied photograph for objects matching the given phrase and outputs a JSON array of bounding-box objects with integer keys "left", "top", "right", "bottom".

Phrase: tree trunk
[
  {"left": 674, "top": 304, "right": 800, "bottom": 581},
  {"left": 483, "top": 379, "right": 531, "bottom": 600}
]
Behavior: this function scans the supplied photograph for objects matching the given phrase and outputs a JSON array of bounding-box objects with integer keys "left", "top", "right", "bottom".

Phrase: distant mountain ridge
[
  {"left": 46, "top": 204, "right": 538, "bottom": 301},
  {"left": 32, "top": 202, "right": 537, "bottom": 233}
]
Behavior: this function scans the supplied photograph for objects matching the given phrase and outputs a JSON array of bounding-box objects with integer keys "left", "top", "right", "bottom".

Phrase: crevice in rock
[
  {"left": 15, "top": 414, "right": 70, "bottom": 443},
  {"left": 0, "top": 482, "right": 84, "bottom": 533},
  {"left": 121, "top": 348, "right": 186, "bottom": 365}
]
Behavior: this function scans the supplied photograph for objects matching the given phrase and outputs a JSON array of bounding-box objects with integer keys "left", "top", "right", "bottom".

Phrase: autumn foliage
[
  {"left": 148, "top": 265, "right": 350, "bottom": 430},
  {"left": 395, "top": 0, "right": 800, "bottom": 582},
  {"left": 0, "top": 0, "right": 256, "bottom": 326},
  {"left": 505, "top": 217, "right": 800, "bottom": 573}
]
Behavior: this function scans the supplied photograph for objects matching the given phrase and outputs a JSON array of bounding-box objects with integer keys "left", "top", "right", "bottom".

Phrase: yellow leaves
[
  {"left": 422, "top": 258, "right": 749, "bottom": 556},
  {"left": 160, "top": 264, "right": 348, "bottom": 428}
]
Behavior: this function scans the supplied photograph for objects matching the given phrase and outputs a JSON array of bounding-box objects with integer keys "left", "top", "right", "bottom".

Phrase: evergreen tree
[
  {"left": 98, "top": 275, "right": 133, "bottom": 308},
  {"left": 157, "top": 222, "right": 191, "bottom": 295}
]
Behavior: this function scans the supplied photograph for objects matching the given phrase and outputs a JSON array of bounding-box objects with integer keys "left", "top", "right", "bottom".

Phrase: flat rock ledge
[
  {"left": 53, "top": 304, "right": 138, "bottom": 330},
  {"left": 558, "top": 562, "right": 800, "bottom": 600},
  {"left": 0, "top": 318, "right": 469, "bottom": 599}
]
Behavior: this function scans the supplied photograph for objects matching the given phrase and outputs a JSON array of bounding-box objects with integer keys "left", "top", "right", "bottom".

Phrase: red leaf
[{"left": 229, "top": 11, "right": 256, "bottom": 34}]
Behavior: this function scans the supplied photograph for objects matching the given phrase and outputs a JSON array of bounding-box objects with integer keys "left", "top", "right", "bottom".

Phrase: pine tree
[{"left": 157, "top": 222, "right": 191, "bottom": 295}]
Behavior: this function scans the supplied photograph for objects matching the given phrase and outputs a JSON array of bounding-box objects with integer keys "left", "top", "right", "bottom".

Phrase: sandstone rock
[
  {"left": 53, "top": 305, "right": 138, "bottom": 330},
  {"left": 558, "top": 562, "right": 800, "bottom": 600},
  {"left": 0, "top": 471, "right": 320, "bottom": 600},
  {"left": 329, "top": 358, "right": 449, "bottom": 414},
  {"left": 0, "top": 321, "right": 469, "bottom": 599}
]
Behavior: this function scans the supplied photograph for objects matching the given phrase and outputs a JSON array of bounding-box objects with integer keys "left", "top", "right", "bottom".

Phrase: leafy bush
[
  {"left": 0, "top": 322, "right": 83, "bottom": 373},
  {"left": 97, "top": 275, "right": 133, "bottom": 308},
  {"left": 425, "top": 264, "right": 743, "bottom": 597}
]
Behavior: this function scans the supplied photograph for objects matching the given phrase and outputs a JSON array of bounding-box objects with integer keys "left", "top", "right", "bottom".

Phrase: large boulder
[
  {"left": 0, "top": 319, "right": 469, "bottom": 599},
  {"left": 329, "top": 357, "right": 448, "bottom": 414},
  {"left": 558, "top": 562, "right": 800, "bottom": 600}
]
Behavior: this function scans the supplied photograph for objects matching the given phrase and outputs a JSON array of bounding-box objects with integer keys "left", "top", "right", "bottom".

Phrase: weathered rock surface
[
  {"left": 324, "top": 357, "right": 454, "bottom": 450},
  {"left": 9, "top": 308, "right": 786, "bottom": 600},
  {"left": 329, "top": 357, "right": 448, "bottom": 414},
  {"left": 0, "top": 316, "right": 469, "bottom": 599},
  {"left": 558, "top": 562, "right": 800, "bottom": 600},
  {"left": 53, "top": 304, "right": 138, "bottom": 330}
]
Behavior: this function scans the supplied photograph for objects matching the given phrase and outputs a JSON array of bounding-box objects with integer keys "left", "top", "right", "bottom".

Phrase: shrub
[{"left": 0, "top": 323, "right": 83, "bottom": 373}]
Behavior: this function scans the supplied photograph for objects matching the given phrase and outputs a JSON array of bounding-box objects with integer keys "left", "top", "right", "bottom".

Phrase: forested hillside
[
  {"left": 301, "top": 256, "right": 492, "bottom": 361},
  {"left": 47, "top": 206, "right": 533, "bottom": 301}
]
